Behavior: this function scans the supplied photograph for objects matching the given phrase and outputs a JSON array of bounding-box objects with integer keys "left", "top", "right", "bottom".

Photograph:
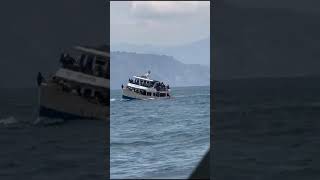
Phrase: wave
[
  {"left": 0, "top": 116, "right": 19, "bottom": 125},
  {"left": 174, "top": 93, "right": 210, "bottom": 98},
  {"left": 142, "top": 98, "right": 156, "bottom": 101},
  {"left": 33, "top": 117, "right": 65, "bottom": 126},
  {"left": 217, "top": 102, "right": 320, "bottom": 113},
  {"left": 251, "top": 102, "right": 320, "bottom": 111}
]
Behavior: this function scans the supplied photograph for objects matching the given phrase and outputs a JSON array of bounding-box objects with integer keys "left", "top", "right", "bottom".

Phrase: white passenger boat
[
  {"left": 122, "top": 71, "right": 171, "bottom": 100},
  {"left": 37, "top": 45, "right": 109, "bottom": 120}
]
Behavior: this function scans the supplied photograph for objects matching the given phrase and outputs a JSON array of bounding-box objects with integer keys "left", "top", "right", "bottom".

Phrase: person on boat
[
  {"left": 64, "top": 53, "right": 70, "bottom": 64},
  {"left": 79, "top": 54, "right": 85, "bottom": 72},
  {"left": 37, "top": 72, "right": 44, "bottom": 86},
  {"left": 60, "top": 53, "right": 67, "bottom": 67},
  {"left": 60, "top": 53, "right": 64, "bottom": 62},
  {"left": 66, "top": 54, "right": 75, "bottom": 65},
  {"left": 121, "top": 84, "right": 124, "bottom": 89}
]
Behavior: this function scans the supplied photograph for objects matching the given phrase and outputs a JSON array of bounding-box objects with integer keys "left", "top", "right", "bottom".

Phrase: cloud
[
  {"left": 111, "top": 1, "right": 210, "bottom": 46},
  {"left": 130, "top": 1, "right": 209, "bottom": 19}
]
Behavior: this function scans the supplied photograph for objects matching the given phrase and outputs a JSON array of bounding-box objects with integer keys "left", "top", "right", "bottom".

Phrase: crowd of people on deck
[
  {"left": 128, "top": 78, "right": 170, "bottom": 91},
  {"left": 155, "top": 82, "right": 169, "bottom": 91},
  {"left": 60, "top": 52, "right": 108, "bottom": 79},
  {"left": 60, "top": 53, "right": 76, "bottom": 69},
  {"left": 128, "top": 78, "right": 153, "bottom": 87}
]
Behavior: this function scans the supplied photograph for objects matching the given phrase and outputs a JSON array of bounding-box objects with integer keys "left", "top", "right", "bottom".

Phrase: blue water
[
  {"left": 110, "top": 86, "right": 210, "bottom": 179},
  {"left": 0, "top": 88, "right": 106, "bottom": 180},
  {"left": 213, "top": 78, "right": 320, "bottom": 180}
]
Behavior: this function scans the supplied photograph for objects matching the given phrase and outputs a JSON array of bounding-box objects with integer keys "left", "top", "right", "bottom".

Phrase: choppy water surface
[
  {"left": 0, "top": 88, "right": 106, "bottom": 180},
  {"left": 110, "top": 86, "right": 210, "bottom": 179},
  {"left": 214, "top": 78, "right": 320, "bottom": 180}
]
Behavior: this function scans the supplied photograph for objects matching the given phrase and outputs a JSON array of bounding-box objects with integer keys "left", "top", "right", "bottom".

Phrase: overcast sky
[{"left": 111, "top": 1, "right": 210, "bottom": 46}]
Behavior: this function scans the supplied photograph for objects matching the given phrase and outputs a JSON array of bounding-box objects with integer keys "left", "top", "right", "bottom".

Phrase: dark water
[
  {"left": 213, "top": 77, "right": 320, "bottom": 180},
  {"left": 0, "top": 88, "right": 106, "bottom": 180},
  {"left": 110, "top": 86, "right": 210, "bottom": 179}
]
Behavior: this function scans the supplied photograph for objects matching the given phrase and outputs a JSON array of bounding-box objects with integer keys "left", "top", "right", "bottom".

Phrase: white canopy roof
[
  {"left": 133, "top": 76, "right": 155, "bottom": 82},
  {"left": 74, "top": 46, "right": 109, "bottom": 58}
]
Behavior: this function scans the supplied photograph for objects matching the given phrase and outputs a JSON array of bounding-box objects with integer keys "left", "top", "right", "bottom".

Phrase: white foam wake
[
  {"left": 33, "top": 116, "right": 65, "bottom": 125},
  {"left": 0, "top": 116, "right": 18, "bottom": 125}
]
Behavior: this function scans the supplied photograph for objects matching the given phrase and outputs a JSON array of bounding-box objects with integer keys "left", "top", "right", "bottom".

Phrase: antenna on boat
[{"left": 144, "top": 70, "right": 151, "bottom": 78}]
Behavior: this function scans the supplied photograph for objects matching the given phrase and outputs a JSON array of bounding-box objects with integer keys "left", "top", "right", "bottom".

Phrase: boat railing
[
  {"left": 49, "top": 78, "right": 109, "bottom": 106},
  {"left": 60, "top": 55, "right": 109, "bottom": 79},
  {"left": 62, "top": 64, "right": 109, "bottom": 79},
  {"left": 128, "top": 79, "right": 170, "bottom": 91}
]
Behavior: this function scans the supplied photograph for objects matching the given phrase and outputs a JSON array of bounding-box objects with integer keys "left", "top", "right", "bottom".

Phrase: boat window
[
  {"left": 147, "top": 92, "right": 151, "bottom": 96},
  {"left": 94, "top": 91, "right": 102, "bottom": 99},
  {"left": 84, "top": 55, "right": 94, "bottom": 74},
  {"left": 95, "top": 58, "right": 106, "bottom": 66},
  {"left": 153, "top": 93, "right": 155, "bottom": 96},
  {"left": 79, "top": 54, "right": 86, "bottom": 66},
  {"left": 83, "top": 88, "right": 92, "bottom": 97},
  {"left": 160, "top": 93, "right": 166, "bottom": 97},
  {"left": 86, "top": 55, "right": 94, "bottom": 64}
]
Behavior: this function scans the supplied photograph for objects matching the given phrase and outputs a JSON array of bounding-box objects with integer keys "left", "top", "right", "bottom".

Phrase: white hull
[
  {"left": 39, "top": 82, "right": 108, "bottom": 120},
  {"left": 122, "top": 88, "right": 170, "bottom": 100}
]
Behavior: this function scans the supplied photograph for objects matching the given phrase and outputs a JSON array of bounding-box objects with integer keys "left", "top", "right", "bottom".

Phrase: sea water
[
  {"left": 0, "top": 88, "right": 106, "bottom": 180},
  {"left": 110, "top": 86, "right": 210, "bottom": 179},
  {"left": 3, "top": 77, "right": 320, "bottom": 179},
  {"left": 213, "top": 78, "right": 320, "bottom": 179}
]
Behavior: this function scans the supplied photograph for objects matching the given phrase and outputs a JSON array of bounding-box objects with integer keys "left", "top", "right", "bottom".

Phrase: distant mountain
[
  {"left": 111, "top": 37, "right": 210, "bottom": 66},
  {"left": 110, "top": 51, "right": 210, "bottom": 89}
]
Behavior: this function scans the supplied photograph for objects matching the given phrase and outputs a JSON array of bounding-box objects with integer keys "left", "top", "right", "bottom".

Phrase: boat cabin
[
  {"left": 129, "top": 76, "right": 157, "bottom": 88},
  {"left": 48, "top": 45, "right": 110, "bottom": 106},
  {"left": 60, "top": 46, "right": 109, "bottom": 79}
]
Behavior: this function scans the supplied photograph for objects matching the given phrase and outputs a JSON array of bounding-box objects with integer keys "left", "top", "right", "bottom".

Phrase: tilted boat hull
[
  {"left": 122, "top": 95, "right": 137, "bottom": 100},
  {"left": 39, "top": 105, "right": 90, "bottom": 120},
  {"left": 122, "top": 88, "right": 170, "bottom": 100},
  {"left": 39, "top": 83, "right": 108, "bottom": 120}
]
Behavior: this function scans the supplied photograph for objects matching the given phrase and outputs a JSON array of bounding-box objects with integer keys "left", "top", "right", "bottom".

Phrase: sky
[{"left": 110, "top": 1, "right": 210, "bottom": 46}]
